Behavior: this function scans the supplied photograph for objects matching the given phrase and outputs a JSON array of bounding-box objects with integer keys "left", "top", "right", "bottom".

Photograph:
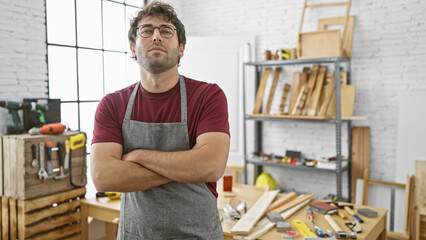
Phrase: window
[
  {"left": 46, "top": 0, "right": 144, "bottom": 197},
  {"left": 46, "top": 0, "right": 143, "bottom": 146}
]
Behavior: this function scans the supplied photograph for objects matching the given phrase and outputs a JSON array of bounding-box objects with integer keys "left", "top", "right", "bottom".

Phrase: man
[{"left": 91, "top": 1, "right": 230, "bottom": 239}]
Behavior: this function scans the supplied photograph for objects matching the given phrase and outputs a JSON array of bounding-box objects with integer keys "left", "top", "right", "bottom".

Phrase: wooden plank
[
  {"left": 253, "top": 68, "right": 272, "bottom": 114},
  {"left": 230, "top": 190, "right": 278, "bottom": 234},
  {"left": 31, "top": 222, "right": 81, "bottom": 240},
  {"left": 318, "top": 79, "right": 335, "bottom": 116},
  {"left": 277, "top": 84, "right": 290, "bottom": 115},
  {"left": 23, "top": 187, "right": 86, "bottom": 212},
  {"left": 287, "top": 72, "right": 301, "bottom": 113},
  {"left": 0, "top": 137, "right": 3, "bottom": 196},
  {"left": 263, "top": 67, "right": 282, "bottom": 114},
  {"left": 24, "top": 200, "right": 80, "bottom": 225},
  {"left": 235, "top": 199, "right": 311, "bottom": 240},
  {"left": 25, "top": 211, "right": 81, "bottom": 238},
  {"left": 352, "top": 127, "right": 370, "bottom": 203},
  {"left": 404, "top": 175, "right": 414, "bottom": 236},
  {"left": 266, "top": 192, "right": 296, "bottom": 212},
  {"left": 327, "top": 85, "right": 356, "bottom": 117},
  {"left": 291, "top": 85, "right": 308, "bottom": 115},
  {"left": 270, "top": 194, "right": 315, "bottom": 214},
  {"left": 9, "top": 198, "right": 17, "bottom": 240},
  {"left": 319, "top": 16, "right": 355, "bottom": 57},
  {"left": 325, "top": 72, "right": 347, "bottom": 85},
  {"left": 308, "top": 66, "right": 327, "bottom": 116},
  {"left": 301, "top": 65, "right": 319, "bottom": 115},
  {"left": 2, "top": 197, "right": 9, "bottom": 240},
  {"left": 415, "top": 160, "right": 426, "bottom": 214},
  {"left": 298, "top": 30, "right": 341, "bottom": 59}
]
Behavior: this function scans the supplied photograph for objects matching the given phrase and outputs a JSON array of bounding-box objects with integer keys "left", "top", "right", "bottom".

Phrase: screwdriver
[{"left": 307, "top": 207, "right": 325, "bottom": 237}]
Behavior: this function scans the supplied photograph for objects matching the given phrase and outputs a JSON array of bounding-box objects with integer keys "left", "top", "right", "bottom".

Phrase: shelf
[
  {"left": 246, "top": 114, "right": 369, "bottom": 122},
  {"left": 244, "top": 57, "right": 350, "bottom": 67},
  {"left": 246, "top": 158, "right": 350, "bottom": 172}
]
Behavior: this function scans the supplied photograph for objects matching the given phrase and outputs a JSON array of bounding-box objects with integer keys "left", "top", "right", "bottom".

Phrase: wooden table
[{"left": 81, "top": 184, "right": 387, "bottom": 239}]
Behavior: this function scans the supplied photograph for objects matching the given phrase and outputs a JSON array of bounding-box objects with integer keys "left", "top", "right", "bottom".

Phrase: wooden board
[
  {"left": 0, "top": 136, "right": 3, "bottom": 196},
  {"left": 270, "top": 194, "right": 315, "bottom": 214},
  {"left": 351, "top": 127, "right": 370, "bottom": 203},
  {"left": 291, "top": 85, "right": 308, "bottom": 115},
  {"left": 301, "top": 65, "right": 319, "bottom": 115},
  {"left": 288, "top": 72, "right": 301, "bottom": 114},
  {"left": 415, "top": 160, "right": 426, "bottom": 213},
  {"left": 1, "top": 132, "right": 87, "bottom": 200},
  {"left": 298, "top": 30, "right": 341, "bottom": 59},
  {"left": 2, "top": 197, "right": 9, "bottom": 240},
  {"left": 327, "top": 85, "right": 356, "bottom": 117},
  {"left": 308, "top": 66, "right": 327, "bottom": 116},
  {"left": 230, "top": 190, "right": 278, "bottom": 234},
  {"left": 263, "top": 68, "right": 282, "bottom": 114},
  {"left": 318, "top": 79, "right": 335, "bottom": 116},
  {"left": 266, "top": 192, "right": 296, "bottom": 212},
  {"left": 318, "top": 16, "right": 355, "bottom": 58},
  {"left": 253, "top": 68, "right": 272, "bottom": 114},
  {"left": 277, "top": 84, "right": 290, "bottom": 114}
]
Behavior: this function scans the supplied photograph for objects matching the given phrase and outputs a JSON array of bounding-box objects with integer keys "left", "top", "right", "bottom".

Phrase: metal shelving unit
[{"left": 242, "top": 57, "right": 352, "bottom": 201}]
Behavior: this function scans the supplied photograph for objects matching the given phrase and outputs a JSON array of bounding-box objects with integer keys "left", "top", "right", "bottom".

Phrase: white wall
[
  {"left": 173, "top": 0, "right": 426, "bottom": 198},
  {"left": 0, "top": 0, "right": 48, "bottom": 130}
]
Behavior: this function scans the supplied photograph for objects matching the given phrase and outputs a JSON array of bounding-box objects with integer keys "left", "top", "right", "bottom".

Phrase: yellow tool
[
  {"left": 291, "top": 219, "right": 316, "bottom": 237},
  {"left": 69, "top": 133, "right": 86, "bottom": 188},
  {"left": 96, "top": 192, "right": 121, "bottom": 200}
]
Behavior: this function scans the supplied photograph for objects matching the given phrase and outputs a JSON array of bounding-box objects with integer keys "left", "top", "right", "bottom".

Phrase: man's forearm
[
  {"left": 122, "top": 132, "right": 230, "bottom": 183},
  {"left": 91, "top": 143, "right": 172, "bottom": 192}
]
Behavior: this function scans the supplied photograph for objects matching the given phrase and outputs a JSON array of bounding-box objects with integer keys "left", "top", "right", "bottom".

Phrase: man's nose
[{"left": 152, "top": 28, "right": 162, "bottom": 42}]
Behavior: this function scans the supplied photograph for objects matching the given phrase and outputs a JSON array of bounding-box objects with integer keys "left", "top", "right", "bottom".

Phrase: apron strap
[{"left": 124, "top": 76, "right": 188, "bottom": 124}]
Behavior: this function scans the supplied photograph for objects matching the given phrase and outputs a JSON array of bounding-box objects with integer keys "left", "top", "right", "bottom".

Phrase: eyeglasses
[{"left": 137, "top": 24, "right": 177, "bottom": 39}]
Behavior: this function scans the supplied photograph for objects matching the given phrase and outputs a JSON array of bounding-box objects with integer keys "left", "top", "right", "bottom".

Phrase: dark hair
[{"left": 128, "top": 1, "right": 186, "bottom": 46}]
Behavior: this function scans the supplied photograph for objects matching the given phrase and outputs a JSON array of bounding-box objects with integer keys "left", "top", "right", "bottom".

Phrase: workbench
[{"left": 81, "top": 184, "right": 387, "bottom": 239}]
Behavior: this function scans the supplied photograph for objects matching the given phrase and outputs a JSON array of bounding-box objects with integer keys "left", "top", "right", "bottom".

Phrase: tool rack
[{"left": 242, "top": 57, "right": 355, "bottom": 201}]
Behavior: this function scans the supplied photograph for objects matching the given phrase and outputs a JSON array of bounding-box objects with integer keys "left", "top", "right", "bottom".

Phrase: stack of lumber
[
  {"left": 227, "top": 188, "right": 314, "bottom": 239},
  {"left": 253, "top": 66, "right": 354, "bottom": 117}
]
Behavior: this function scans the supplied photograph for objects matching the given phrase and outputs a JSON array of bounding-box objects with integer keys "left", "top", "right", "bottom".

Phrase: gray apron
[{"left": 118, "top": 75, "right": 223, "bottom": 240}]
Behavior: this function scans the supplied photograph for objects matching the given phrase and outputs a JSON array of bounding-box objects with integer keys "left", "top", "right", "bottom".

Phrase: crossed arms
[{"left": 91, "top": 132, "right": 230, "bottom": 192}]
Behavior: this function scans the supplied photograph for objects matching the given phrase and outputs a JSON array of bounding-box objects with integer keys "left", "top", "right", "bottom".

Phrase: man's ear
[
  {"left": 179, "top": 43, "right": 185, "bottom": 58},
  {"left": 130, "top": 42, "right": 136, "bottom": 58}
]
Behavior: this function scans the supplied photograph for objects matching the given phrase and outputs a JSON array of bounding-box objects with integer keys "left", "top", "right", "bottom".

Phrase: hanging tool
[
  {"left": 307, "top": 207, "right": 325, "bottom": 237},
  {"left": 45, "top": 141, "right": 54, "bottom": 178},
  {"left": 54, "top": 142, "right": 69, "bottom": 180},
  {"left": 291, "top": 219, "right": 316, "bottom": 237},
  {"left": 31, "top": 144, "right": 38, "bottom": 168},
  {"left": 64, "top": 140, "right": 70, "bottom": 169},
  {"left": 29, "top": 122, "right": 66, "bottom": 135},
  {"left": 37, "top": 142, "right": 48, "bottom": 180},
  {"left": 69, "top": 133, "right": 86, "bottom": 188}
]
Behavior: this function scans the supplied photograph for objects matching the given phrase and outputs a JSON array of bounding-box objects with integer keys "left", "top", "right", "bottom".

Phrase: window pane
[
  {"left": 79, "top": 102, "right": 98, "bottom": 152},
  {"left": 46, "top": 0, "right": 76, "bottom": 45},
  {"left": 126, "top": 0, "right": 143, "bottom": 7},
  {"left": 78, "top": 49, "right": 104, "bottom": 100},
  {"left": 61, "top": 103, "right": 79, "bottom": 131},
  {"left": 126, "top": 53, "right": 139, "bottom": 85},
  {"left": 77, "top": 0, "right": 102, "bottom": 48},
  {"left": 125, "top": 6, "right": 141, "bottom": 47},
  {"left": 103, "top": 1, "right": 126, "bottom": 52},
  {"left": 104, "top": 52, "right": 126, "bottom": 94},
  {"left": 48, "top": 46, "right": 77, "bottom": 101}
]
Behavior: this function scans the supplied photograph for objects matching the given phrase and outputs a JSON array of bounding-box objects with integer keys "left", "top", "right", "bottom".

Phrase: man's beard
[{"left": 137, "top": 44, "right": 180, "bottom": 74}]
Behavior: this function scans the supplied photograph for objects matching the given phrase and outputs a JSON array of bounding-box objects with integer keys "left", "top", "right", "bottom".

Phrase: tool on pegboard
[{"left": 69, "top": 133, "right": 86, "bottom": 188}]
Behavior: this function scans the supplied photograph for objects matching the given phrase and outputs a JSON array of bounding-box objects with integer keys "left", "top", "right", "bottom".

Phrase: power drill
[{"left": 0, "top": 100, "right": 48, "bottom": 134}]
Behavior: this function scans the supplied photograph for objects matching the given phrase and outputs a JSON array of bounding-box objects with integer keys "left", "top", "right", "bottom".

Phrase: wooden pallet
[{"left": 2, "top": 188, "right": 85, "bottom": 240}]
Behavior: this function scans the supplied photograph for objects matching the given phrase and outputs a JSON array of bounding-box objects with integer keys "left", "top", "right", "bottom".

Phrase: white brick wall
[
  {"left": 0, "top": 0, "right": 48, "bottom": 132},
  {"left": 174, "top": 0, "right": 426, "bottom": 198}
]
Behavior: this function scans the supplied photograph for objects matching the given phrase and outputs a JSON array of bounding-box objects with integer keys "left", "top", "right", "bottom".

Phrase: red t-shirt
[{"left": 92, "top": 76, "right": 230, "bottom": 197}]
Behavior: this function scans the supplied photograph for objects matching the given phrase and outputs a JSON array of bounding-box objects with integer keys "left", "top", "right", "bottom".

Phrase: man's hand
[{"left": 121, "top": 132, "right": 230, "bottom": 183}]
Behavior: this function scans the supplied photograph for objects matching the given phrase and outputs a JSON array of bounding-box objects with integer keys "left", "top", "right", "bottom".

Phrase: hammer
[{"left": 54, "top": 142, "right": 69, "bottom": 180}]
